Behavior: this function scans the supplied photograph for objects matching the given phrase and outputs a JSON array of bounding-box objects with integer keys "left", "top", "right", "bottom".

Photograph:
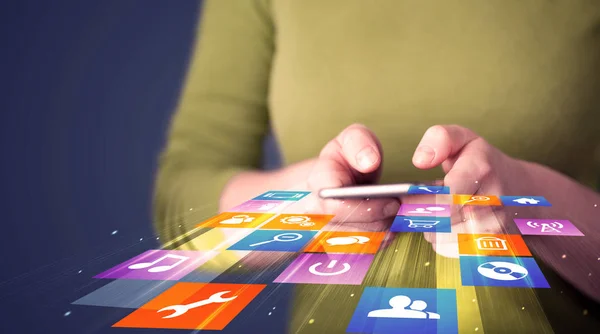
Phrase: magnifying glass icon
[
  {"left": 464, "top": 195, "right": 490, "bottom": 204},
  {"left": 248, "top": 232, "right": 303, "bottom": 247}
]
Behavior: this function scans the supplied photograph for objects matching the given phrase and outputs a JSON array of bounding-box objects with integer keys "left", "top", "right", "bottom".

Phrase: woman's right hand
[{"left": 304, "top": 123, "right": 400, "bottom": 225}]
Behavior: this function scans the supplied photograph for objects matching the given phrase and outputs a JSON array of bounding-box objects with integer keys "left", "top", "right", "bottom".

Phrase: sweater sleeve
[{"left": 153, "top": 0, "right": 274, "bottom": 240}]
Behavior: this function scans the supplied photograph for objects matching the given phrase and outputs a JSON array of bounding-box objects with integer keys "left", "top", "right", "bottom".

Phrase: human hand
[
  {"left": 411, "top": 125, "right": 533, "bottom": 254},
  {"left": 304, "top": 123, "right": 401, "bottom": 227}
]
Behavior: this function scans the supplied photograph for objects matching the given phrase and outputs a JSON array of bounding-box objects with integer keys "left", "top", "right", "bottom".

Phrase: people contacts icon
[{"left": 368, "top": 295, "right": 440, "bottom": 320}]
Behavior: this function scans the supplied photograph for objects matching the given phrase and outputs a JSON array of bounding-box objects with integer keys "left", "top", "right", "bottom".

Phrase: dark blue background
[{"left": 0, "top": 1, "right": 280, "bottom": 332}]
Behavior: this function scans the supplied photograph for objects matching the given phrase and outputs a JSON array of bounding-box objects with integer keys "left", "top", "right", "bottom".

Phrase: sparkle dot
[
  {"left": 156, "top": 237, "right": 160, "bottom": 240},
  {"left": 341, "top": 201, "right": 345, "bottom": 204},
  {"left": 583, "top": 309, "right": 589, "bottom": 316},
  {"left": 189, "top": 208, "right": 193, "bottom": 211},
  {"left": 472, "top": 299, "right": 476, "bottom": 302},
  {"left": 179, "top": 225, "right": 182, "bottom": 228},
  {"left": 562, "top": 254, "right": 567, "bottom": 259},
  {"left": 308, "top": 319, "right": 315, "bottom": 324},
  {"left": 424, "top": 262, "right": 430, "bottom": 267},
  {"left": 475, "top": 181, "right": 479, "bottom": 184},
  {"left": 367, "top": 208, "right": 372, "bottom": 212},
  {"left": 475, "top": 327, "right": 479, "bottom": 331},
  {"left": 139, "top": 238, "right": 143, "bottom": 241},
  {"left": 78, "top": 270, "right": 82, "bottom": 274},
  {"left": 521, "top": 307, "right": 525, "bottom": 310},
  {"left": 347, "top": 205, "right": 351, "bottom": 208},
  {"left": 64, "top": 311, "right": 71, "bottom": 317},
  {"left": 515, "top": 213, "right": 518, "bottom": 216},
  {"left": 111, "top": 230, "right": 118, "bottom": 235},
  {"left": 268, "top": 312, "right": 272, "bottom": 316},
  {"left": 394, "top": 249, "right": 398, "bottom": 253},
  {"left": 589, "top": 273, "right": 592, "bottom": 277},
  {"left": 273, "top": 307, "right": 276, "bottom": 310},
  {"left": 594, "top": 204, "right": 597, "bottom": 207},
  {"left": 366, "top": 198, "right": 370, "bottom": 201},
  {"left": 238, "top": 265, "right": 242, "bottom": 268},
  {"left": 350, "top": 293, "right": 355, "bottom": 297}
]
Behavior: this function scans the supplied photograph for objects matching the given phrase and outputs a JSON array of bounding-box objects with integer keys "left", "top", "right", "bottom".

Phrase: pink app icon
[
  {"left": 513, "top": 219, "right": 584, "bottom": 236},
  {"left": 397, "top": 204, "right": 451, "bottom": 217},
  {"left": 273, "top": 253, "right": 374, "bottom": 285},
  {"left": 94, "top": 250, "right": 217, "bottom": 281}
]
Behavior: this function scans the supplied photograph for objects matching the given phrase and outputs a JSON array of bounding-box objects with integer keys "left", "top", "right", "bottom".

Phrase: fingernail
[
  {"left": 356, "top": 147, "right": 378, "bottom": 169},
  {"left": 413, "top": 145, "right": 435, "bottom": 165},
  {"left": 383, "top": 201, "right": 400, "bottom": 217}
]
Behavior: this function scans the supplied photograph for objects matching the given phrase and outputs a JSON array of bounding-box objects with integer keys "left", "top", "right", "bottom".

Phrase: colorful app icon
[
  {"left": 228, "top": 200, "right": 286, "bottom": 213},
  {"left": 273, "top": 253, "right": 374, "bottom": 285},
  {"left": 347, "top": 287, "right": 458, "bottom": 334},
  {"left": 260, "top": 213, "right": 334, "bottom": 230},
  {"left": 397, "top": 204, "right": 451, "bottom": 217},
  {"left": 453, "top": 195, "right": 502, "bottom": 206},
  {"left": 113, "top": 282, "right": 265, "bottom": 330},
  {"left": 391, "top": 216, "right": 451, "bottom": 233},
  {"left": 460, "top": 256, "right": 549, "bottom": 288},
  {"left": 252, "top": 190, "right": 310, "bottom": 201},
  {"left": 227, "top": 230, "right": 317, "bottom": 252},
  {"left": 500, "top": 196, "right": 551, "bottom": 207},
  {"left": 94, "top": 250, "right": 217, "bottom": 281},
  {"left": 303, "top": 231, "right": 385, "bottom": 254},
  {"left": 407, "top": 185, "right": 450, "bottom": 195},
  {"left": 513, "top": 219, "right": 583, "bottom": 236},
  {"left": 458, "top": 234, "right": 531, "bottom": 257},
  {"left": 197, "top": 212, "right": 275, "bottom": 229}
]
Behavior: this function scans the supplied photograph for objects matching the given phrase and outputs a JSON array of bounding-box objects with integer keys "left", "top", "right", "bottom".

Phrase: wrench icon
[{"left": 157, "top": 290, "right": 238, "bottom": 319}]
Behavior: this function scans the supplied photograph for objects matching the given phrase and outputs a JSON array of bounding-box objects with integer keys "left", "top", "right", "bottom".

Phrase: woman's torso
[{"left": 268, "top": 0, "right": 600, "bottom": 185}]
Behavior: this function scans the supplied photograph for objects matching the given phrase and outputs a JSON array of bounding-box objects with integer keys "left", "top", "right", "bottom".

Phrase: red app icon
[{"left": 113, "top": 283, "right": 265, "bottom": 330}]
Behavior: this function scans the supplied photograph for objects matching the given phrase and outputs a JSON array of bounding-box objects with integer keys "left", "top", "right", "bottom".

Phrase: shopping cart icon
[{"left": 404, "top": 218, "right": 440, "bottom": 229}]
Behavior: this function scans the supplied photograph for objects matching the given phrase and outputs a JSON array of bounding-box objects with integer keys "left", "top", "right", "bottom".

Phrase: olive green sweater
[{"left": 155, "top": 1, "right": 600, "bottom": 332}]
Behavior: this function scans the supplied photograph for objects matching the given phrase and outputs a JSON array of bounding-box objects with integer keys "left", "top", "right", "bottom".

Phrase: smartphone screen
[{"left": 318, "top": 182, "right": 443, "bottom": 199}]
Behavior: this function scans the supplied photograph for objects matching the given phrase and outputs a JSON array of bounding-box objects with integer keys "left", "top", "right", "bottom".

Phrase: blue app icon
[
  {"left": 347, "top": 287, "right": 458, "bottom": 334},
  {"left": 500, "top": 196, "right": 551, "bottom": 207},
  {"left": 460, "top": 255, "right": 550, "bottom": 288},
  {"left": 391, "top": 216, "right": 451, "bottom": 233},
  {"left": 227, "top": 230, "right": 317, "bottom": 252},
  {"left": 407, "top": 185, "right": 450, "bottom": 195},
  {"left": 253, "top": 190, "right": 311, "bottom": 201}
]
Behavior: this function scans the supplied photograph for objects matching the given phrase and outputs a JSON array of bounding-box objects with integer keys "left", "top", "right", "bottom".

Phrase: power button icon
[{"left": 308, "top": 259, "right": 351, "bottom": 276}]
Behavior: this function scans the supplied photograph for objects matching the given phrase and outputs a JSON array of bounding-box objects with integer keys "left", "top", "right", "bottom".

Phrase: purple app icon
[
  {"left": 513, "top": 219, "right": 584, "bottom": 236},
  {"left": 274, "top": 253, "right": 374, "bottom": 285},
  {"left": 94, "top": 250, "right": 217, "bottom": 281},
  {"left": 229, "top": 200, "right": 285, "bottom": 213},
  {"left": 398, "top": 204, "right": 451, "bottom": 217}
]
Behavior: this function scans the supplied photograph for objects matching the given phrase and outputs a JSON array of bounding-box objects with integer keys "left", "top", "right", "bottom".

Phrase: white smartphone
[{"left": 318, "top": 182, "right": 441, "bottom": 199}]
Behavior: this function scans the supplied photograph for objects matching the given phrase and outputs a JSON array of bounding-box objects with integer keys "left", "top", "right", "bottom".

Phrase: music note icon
[{"left": 128, "top": 254, "right": 189, "bottom": 273}]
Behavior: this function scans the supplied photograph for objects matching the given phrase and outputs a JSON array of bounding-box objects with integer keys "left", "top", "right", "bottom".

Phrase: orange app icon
[
  {"left": 113, "top": 282, "right": 266, "bottom": 330},
  {"left": 260, "top": 214, "right": 335, "bottom": 231},
  {"left": 304, "top": 231, "right": 385, "bottom": 254},
  {"left": 197, "top": 212, "right": 275, "bottom": 229},
  {"left": 458, "top": 234, "right": 531, "bottom": 257},
  {"left": 453, "top": 195, "right": 502, "bottom": 206}
]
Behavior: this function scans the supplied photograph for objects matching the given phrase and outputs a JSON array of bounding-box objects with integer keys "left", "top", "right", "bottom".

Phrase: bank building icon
[{"left": 476, "top": 236, "right": 508, "bottom": 251}]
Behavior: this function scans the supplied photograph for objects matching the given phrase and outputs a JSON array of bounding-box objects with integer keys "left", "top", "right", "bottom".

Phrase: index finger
[{"left": 412, "top": 125, "right": 480, "bottom": 170}]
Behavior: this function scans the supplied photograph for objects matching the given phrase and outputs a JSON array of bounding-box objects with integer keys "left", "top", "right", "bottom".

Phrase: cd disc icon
[{"left": 477, "top": 261, "right": 528, "bottom": 281}]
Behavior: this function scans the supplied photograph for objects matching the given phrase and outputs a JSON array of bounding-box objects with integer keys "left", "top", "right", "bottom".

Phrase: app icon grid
[{"left": 72, "top": 189, "right": 574, "bottom": 332}]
